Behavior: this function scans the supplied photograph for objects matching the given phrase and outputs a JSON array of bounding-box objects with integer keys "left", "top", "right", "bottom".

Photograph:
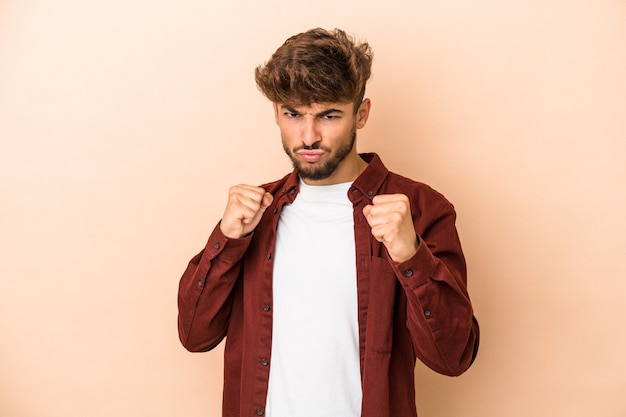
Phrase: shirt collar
[
  {"left": 351, "top": 153, "right": 389, "bottom": 202},
  {"left": 276, "top": 153, "right": 389, "bottom": 204}
]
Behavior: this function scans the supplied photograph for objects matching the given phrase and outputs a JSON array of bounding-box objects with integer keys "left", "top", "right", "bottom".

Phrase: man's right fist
[{"left": 219, "top": 184, "right": 274, "bottom": 239}]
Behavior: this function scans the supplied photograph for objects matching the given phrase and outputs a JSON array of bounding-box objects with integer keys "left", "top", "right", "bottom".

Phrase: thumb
[
  {"left": 362, "top": 204, "right": 372, "bottom": 218},
  {"left": 261, "top": 192, "right": 273, "bottom": 210}
]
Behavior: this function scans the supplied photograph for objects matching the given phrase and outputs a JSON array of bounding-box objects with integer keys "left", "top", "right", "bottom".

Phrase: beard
[{"left": 283, "top": 125, "right": 357, "bottom": 181}]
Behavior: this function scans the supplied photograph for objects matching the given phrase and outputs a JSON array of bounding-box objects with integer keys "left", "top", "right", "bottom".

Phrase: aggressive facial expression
[{"left": 274, "top": 100, "right": 371, "bottom": 185}]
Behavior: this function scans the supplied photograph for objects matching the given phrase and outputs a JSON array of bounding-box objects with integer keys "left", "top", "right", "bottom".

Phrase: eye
[
  {"left": 284, "top": 111, "right": 300, "bottom": 118},
  {"left": 320, "top": 114, "right": 339, "bottom": 120}
]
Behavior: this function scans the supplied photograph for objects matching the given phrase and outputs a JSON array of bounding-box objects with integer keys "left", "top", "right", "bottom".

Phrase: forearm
[
  {"left": 177, "top": 223, "right": 251, "bottom": 352},
  {"left": 393, "top": 206, "right": 479, "bottom": 376}
]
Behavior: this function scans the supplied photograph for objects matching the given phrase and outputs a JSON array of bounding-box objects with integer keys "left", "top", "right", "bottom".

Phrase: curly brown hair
[{"left": 255, "top": 28, "right": 373, "bottom": 112}]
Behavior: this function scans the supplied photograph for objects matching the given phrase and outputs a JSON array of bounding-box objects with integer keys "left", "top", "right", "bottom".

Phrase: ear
[{"left": 355, "top": 98, "right": 371, "bottom": 129}]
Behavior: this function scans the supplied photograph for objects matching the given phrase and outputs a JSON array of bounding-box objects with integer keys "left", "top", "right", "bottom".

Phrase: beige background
[{"left": 1, "top": 1, "right": 625, "bottom": 416}]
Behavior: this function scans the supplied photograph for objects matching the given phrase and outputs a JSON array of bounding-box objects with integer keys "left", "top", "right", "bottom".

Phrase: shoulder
[
  {"left": 359, "top": 152, "right": 456, "bottom": 215},
  {"left": 384, "top": 171, "right": 456, "bottom": 215},
  {"left": 384, "top": 171, "right": 447, "bottom": 200}
]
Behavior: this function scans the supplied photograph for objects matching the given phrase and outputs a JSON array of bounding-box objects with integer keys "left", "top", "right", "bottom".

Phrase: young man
[{"left": 178, "top": 28, "right": 479, "bottom": 417}]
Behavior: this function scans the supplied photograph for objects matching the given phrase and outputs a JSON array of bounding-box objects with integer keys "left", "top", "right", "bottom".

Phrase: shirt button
[
  {"left": 214, "top": 242, "right": 221, "bottom": 250},
  {"left": 197, "top": 280, "right": 203, "bottom": 287},
  {"left": 263, "top": 304, "right": 270, "bottom": 312},
  {"left": 404, "top": 269, "right": 414, "bottom": 277},
  {"left": 367, "top": 190, "right": 374, "bottom": 196},
  {"left": 266, "top": 253, "right": 272, "bottom": 260},
  {"left": 261, "top": 358, "right": 269, "bottom": 366},
  {"left": 424, "top": 308, "right": 432, "bottom": 317},
  {"left": 256, "top": 408, "right": 264, "bottom": 416},
  {"left": 289, "top": 189, "right": 295, "bottom": 195},
  {"left": 273, "top": 208, "right": 278, "bottom": 214}
]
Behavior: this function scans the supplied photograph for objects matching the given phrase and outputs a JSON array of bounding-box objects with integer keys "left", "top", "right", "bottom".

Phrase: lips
[{"left": 296, "top": 150, "right": 324, "bottom": 163}]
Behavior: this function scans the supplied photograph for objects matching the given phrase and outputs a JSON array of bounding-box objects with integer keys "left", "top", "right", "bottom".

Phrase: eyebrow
[{"left": 281, "top": 105, "right": 345, "bottom": 117}]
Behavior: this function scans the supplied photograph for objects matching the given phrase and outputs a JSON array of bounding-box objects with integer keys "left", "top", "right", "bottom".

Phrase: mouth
[{"left": 295, "top": 150, "right": 325, "bottom": 163}]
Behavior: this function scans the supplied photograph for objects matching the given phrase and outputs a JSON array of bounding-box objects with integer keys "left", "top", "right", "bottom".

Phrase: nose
[{"left": 301, "top": 117, "right": 320, "bottom": 146}]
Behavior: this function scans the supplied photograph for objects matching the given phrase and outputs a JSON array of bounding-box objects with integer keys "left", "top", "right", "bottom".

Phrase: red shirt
[{"left": 178, "top": 153, "right": 479, "bottom": 417}]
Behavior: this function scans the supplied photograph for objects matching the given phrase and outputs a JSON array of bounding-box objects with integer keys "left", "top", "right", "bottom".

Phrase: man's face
[{"left": 274, "top": 99, "right": 371, "bottom": 185}]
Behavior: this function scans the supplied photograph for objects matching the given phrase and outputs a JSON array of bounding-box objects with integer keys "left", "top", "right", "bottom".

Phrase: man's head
[{"left": 255, "top": 28, "right": 373, "bottom": 113}]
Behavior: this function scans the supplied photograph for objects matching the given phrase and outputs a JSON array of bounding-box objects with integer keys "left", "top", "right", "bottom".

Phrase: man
[{"left": 178, "top": 28, "right": 479, "bottom": 417}]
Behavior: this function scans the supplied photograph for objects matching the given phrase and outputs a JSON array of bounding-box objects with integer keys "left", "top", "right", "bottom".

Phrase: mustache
[{"left": 294, "top": 142, "right": 330, "bottom": 152}]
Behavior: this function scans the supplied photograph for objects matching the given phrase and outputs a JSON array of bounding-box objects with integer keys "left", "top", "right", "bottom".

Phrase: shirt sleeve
[
  {"left": 391, "top": 199, "right": 480, "bottom": 376},
  {"left": 177, "top": 222, "right": 252, "bottom": 352}
]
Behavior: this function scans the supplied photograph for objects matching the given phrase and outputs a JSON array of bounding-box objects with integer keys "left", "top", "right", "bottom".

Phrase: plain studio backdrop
[{"left": 1, "top": 1, "right": 625, "bottom": 416}]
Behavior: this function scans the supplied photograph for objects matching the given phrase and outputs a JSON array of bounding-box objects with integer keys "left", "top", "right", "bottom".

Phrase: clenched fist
[
  {"left": 363, "top": 194, "right": 419, "bottom": 263},
  {"left": 220, "top": 184, "right": 273, "bottom": 239}
]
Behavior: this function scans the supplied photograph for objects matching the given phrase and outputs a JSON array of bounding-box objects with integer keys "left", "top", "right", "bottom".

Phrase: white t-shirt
[{"left": 265, "top": 180, "right": 362, "bottom": 417}]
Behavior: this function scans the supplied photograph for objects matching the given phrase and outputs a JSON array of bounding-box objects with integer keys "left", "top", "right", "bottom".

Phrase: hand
[
  {"left": 219, "top": 184, "right": 273, "bottom": 239},
  {"left": 363, "top": 194, "right": 419, "bottom": 263}
]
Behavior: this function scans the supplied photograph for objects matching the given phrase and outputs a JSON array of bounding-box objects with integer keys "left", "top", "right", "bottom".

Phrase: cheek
[
  {"left": 279, "top": 122, "right": 308, "bottom": 143},
  {"left": 279, "top": 128, "right": 299, "bottom": 151},
  {"left": 279, "top": 129, "right": 295, "bottom": 146},
  {"left": 330, "top": 125, "right": 354, "bottom": 144}
]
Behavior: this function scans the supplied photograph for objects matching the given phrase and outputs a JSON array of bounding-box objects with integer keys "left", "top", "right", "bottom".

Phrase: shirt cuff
[
  {"left": 390, "top": 234, "right": 437, "bottom": 288},
  {"left": 205, "top": 222, "right": 253, "bottom": 263}
]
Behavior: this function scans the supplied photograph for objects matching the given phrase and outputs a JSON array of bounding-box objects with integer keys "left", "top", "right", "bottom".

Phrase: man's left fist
[{"left": 363, "top": 194, "right": 419, "bottom": 263}]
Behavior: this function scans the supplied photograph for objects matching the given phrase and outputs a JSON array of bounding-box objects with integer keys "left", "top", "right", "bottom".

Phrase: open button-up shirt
[{"left": 178, "top": 153, "right": 479, "bottom": 417}]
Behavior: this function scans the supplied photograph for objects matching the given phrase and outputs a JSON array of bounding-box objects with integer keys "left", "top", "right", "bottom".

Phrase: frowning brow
[{"left": 281, "top": 105, "right": 345, "bottom": 117}]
